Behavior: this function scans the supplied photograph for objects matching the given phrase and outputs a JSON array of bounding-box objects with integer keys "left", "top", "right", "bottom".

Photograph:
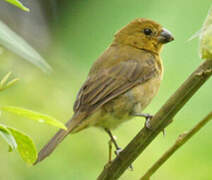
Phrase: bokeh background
[{"left": 0, "top": 0, "right": 212, "bottom": 179}]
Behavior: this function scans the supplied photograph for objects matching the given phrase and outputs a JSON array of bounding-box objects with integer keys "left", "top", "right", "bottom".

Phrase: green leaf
[
  {"left": 0, "top": 20, "right": 52, "bottom": 73},
  {"left": 5, "top": 0, "right": 29, "bottom": 12},
  {"left": 8, "top": 127, "right": 37, "bottom": 164},
  {"left": 5, "top": 78, "right": 19, "bottom": 89},
  {"left": 0, "top": 124, "right": 37, "bottom": 164},
  {"left": 0, "top": 124, "right": 17, "bottom": 151},
  {"left": 199, "top": 6, "right": 212, "bottom": 59},
  {"left": 0, "top": 72, "right": 12, "bottom": 86},
  {"left": 0, "top": 72, "right": 19, "bottom": 91},
  {"left": 1, "top": 106, "right": 67, "bottom": 130}
]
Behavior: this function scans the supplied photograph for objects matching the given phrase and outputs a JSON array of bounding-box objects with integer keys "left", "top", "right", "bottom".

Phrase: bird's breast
[
  {"left": 93, "top": 74, "right": 162, "bottom": 129},
  {"left": 128, "top": 74, "right": 162, "bottom": 112}
]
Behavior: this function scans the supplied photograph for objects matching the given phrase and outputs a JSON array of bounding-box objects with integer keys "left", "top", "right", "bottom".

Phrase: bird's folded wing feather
[{"left": 74, "top": 58, "right": 157, "bottom": 114}]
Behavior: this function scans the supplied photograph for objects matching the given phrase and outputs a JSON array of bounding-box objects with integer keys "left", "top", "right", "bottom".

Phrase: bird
[{"left": 34, "top": 18, "right": 174, "bottom": 165}]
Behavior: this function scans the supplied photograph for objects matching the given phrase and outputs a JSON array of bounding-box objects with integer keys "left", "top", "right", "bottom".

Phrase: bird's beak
[{"left": 158, "top": 28, "right": 174, "bottom": 43}]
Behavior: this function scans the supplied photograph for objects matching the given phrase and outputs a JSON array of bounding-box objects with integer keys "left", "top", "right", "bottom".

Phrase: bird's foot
[
  {"left": 115, "top": 147, "right": 122, "bottom": 156},
  {"left": 133, "top": 113, "right": 153, "bottom": 130},
  {"left": 144, "top": 114, "right": 166, "bottom": 136},
  {"left": 105, "top": 128, "right": 133, "bottom": 170},
  {"left": 133, "top": 113, "right": 173, "bottom": 136}
]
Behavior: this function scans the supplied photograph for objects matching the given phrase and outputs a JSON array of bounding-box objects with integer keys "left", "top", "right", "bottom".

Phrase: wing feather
[{"left": 73, "top": 59, "right": 157, "bottom": 114}]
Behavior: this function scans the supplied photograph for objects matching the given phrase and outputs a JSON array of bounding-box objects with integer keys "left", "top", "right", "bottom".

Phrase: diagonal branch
[
  {"left": 140, "top": 111, "right": 212, "bottom": 180},
  {"left": 97, "top": 59, "right": 212, "bottom": 180}
]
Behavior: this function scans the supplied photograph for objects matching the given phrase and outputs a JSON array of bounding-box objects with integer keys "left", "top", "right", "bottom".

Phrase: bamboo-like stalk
[{"left": 97, "top": 60, "right": 212, "bottom": 180}]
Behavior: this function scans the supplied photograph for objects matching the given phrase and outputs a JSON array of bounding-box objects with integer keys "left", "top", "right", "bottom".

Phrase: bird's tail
[{"left": 34, "top": 112, "right": 86, "bottom": 165}]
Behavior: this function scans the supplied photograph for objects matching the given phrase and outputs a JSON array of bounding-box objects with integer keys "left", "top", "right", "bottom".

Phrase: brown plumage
[{"left": 34, "top": 18, "right": 174, "bottom": 164}]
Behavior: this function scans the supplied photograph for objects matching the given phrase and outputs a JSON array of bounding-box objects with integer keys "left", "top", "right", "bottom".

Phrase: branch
[
  {"left": 97, "top": 59, "right": 212, "bottom": 180},
  {"left": 140, "top": 111, "right": 212, "bottom": 180}
]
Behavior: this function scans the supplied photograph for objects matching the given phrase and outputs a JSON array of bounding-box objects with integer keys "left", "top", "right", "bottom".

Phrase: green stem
[{"left": 97, "top": 60, "right": 212, "bottom": 180}]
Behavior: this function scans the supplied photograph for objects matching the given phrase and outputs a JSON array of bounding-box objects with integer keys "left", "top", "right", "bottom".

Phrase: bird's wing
[{"left": 74, "top": 58, "right": 158, "bottom": 114}]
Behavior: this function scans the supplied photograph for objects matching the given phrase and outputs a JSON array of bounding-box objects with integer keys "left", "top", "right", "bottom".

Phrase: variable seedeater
[{"left": 34, "top": 18, "right": 174, "bottom": 164}]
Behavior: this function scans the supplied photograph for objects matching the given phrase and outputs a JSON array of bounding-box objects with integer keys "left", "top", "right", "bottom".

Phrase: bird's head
[{"left": 114, "top": 18, "right": 174, "bottom": 54}]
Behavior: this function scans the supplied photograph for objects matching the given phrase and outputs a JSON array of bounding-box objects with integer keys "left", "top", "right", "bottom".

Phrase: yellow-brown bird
[{"left": 34, "top": 18, "right": 174, "bottom": 164}]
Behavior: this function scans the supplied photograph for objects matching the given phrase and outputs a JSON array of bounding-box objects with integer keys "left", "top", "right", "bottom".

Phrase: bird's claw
[
  {"left": 105, "top": 128, "right": 134, "bottom": 170},
  {"left": 145, "top": 115, "right": 153, "bottom": 130},
  {"left": 146, "top": 116, "right": 166, "bottom": 136},
  {"left": 115, "top": 147, "right": 122, "bottom": 156},
  {"left": 133, "top": 112, "right": 153, "bottom": 130}
]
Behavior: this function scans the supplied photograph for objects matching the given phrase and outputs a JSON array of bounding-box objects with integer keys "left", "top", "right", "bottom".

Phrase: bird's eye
[{"left": 144, "top": 28, "right": 152, "bottom": 35}]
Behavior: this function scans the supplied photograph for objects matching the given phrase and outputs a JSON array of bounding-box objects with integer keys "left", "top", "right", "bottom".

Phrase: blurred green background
[{"left": 0, "top": 0, "right": 212, "bottom": 179}]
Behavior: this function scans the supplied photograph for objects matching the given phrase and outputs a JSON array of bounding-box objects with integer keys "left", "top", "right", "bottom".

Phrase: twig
[
  {"left": 97, "top": 60, "right": 212, "bottom": 180},
  {"left": 140, "top": 111, "right": 212, "bottom": 180}
]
